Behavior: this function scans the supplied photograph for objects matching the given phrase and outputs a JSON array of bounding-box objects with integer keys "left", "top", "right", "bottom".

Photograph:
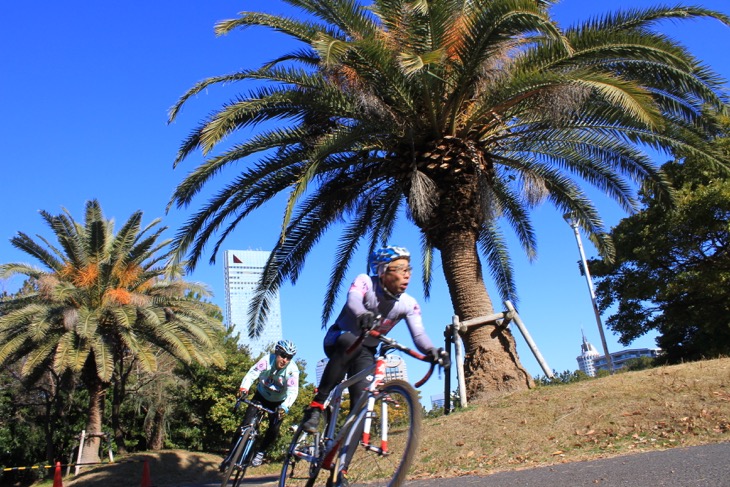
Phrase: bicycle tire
[
  {"left": 336, "top": 379, "right": 422, "bottom": 487},
  {"left": 279, "top": 413, "right": 330, "bottom": 487},
  {"left": 221, "top": 428, "right": 252, "bottom": 487}
]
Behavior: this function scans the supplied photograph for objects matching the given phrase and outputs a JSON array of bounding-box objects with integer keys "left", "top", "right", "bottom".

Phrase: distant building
[
  {"left": 593, "top": 347, "right": 662, "bottom": 372},
  {"left": 224, "top": 250, "right": 282, "bottom": 358},
  {"left": 384, "top": 355, "right": 408, "bottom": 382},
  {"left": 576, "top": 331, "right": 601, "bottom": 377},
  {"left": 316, "top": 358, "right": 329, "bottom": 384},
  {"left": 430, "top": 393, "right": 445, "bottom": 410},
  {"left": 577, "top": 333, "right": 661, "bottom": 376}
]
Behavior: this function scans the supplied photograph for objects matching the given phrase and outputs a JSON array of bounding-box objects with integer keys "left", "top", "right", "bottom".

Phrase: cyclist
[
  {"left": 221, "top": 339, "right": 300, "bottom": 470},
  {"left": 301, "top": 246, "right": 449, "bottom": 433}
]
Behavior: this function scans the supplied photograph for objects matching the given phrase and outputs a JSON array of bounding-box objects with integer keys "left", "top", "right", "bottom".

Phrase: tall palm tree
[
  {"left": 168, "top": 0, "right": 729, "bottom": 400},
  {"left": 0, "top": 200, "right": 225, "bottom": 464}
]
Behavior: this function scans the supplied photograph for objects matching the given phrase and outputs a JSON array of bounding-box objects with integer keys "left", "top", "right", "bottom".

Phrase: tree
[
  {"left": 590, "top": 114, "right": 730, "bottom": 363},
  {"left": 168, "top": 0, "right": 729, "bottom": 400},
  {"left": 0, "top": 200, "right": 225, "bottom": 465}
]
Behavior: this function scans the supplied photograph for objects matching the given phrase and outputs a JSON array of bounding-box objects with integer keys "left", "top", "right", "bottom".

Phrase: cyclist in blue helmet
[
  {"left": 301, "top": 246, "right": 449, "bottom": 433},
  {"left": 220, "top": 339, "right": 299, "bottom": 470}
]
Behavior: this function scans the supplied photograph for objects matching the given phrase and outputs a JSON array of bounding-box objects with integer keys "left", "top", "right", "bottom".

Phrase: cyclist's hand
[
  {"left": 357, "top": 311, "right": 375, "bottom": 331},
  {"left": 236, "top": 387, "right": 247, "bottom": 399},
  {"left": 428, "top": 347, "right": 450, "bottom": 368}
]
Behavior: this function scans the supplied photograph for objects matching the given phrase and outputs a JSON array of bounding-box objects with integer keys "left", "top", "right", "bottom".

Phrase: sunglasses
[
  {"left": 277, "top": 351, "right": 294, "bottom": 360},
  {"left": 387, "top": 265, "right": 413, "bottom": 276}
]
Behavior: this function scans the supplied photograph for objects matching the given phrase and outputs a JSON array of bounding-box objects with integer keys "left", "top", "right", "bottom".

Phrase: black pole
[{"left": 443, "top": 325, "right": 452, "bottom": 415}]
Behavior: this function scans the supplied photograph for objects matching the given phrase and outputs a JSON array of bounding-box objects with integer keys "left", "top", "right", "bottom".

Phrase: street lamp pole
[{"left": 563, "top": 213, "right": 614, "bottom": 373}]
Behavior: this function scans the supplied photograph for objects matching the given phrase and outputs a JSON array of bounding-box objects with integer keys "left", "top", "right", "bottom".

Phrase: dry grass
[
  {"left": 413, "top": 357, "right": 730, "bottom": 479},
  {"left": 40, "top": 358, "right": 730, "bottom": 486}
]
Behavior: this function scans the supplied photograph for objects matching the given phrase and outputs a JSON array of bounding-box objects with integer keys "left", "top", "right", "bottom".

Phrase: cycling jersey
[
  {"left": 324, "top": 273, "right": 434, "bottom": 353},
  {"left": 240, "top": 353, "right": 299, "bottom": 411}
]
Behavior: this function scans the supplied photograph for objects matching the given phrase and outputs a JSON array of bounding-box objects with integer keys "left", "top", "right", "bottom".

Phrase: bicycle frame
[
  {"left": 281, "top": 328, "right": 446, "bottom": 487},
  {"left": 315, "top": 331, "right": 436, "bottom": 473},
  {"left": 225, "top": 398, "right": 276, "bottom": 470}
]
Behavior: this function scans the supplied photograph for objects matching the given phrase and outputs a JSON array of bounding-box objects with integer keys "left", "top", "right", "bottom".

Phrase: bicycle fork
[{"left": 361, "top": 357, "right": 390, "bottom": 455}]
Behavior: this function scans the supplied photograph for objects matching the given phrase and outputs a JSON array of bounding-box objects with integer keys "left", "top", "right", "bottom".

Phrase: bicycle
[
  {"left": 279, "top": 328, "right": 447, "bottom": 487},
  {"left": 220, "top": 397, "right": 277, "bottom": 487}
]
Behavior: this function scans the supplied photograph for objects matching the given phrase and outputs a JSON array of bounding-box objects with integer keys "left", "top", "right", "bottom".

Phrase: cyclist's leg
[
  {"left": 254, "top": 396, "right": 283, "bottom": 466},
  {"left": 303, "top": 333, "right": 361, "bottom": 431},
  {"left": 260, "top": 406, "right": 283, "bottom": 450},
  {"left": 346, "top": 345, "right": 376, "bottom": 408},
  {"left": 337, "top": 380, "right": 422, "bottom": 487}
]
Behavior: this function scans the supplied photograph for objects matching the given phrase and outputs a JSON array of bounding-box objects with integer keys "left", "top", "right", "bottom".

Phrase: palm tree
[
  {"left": 0, "top": 200, "right": 225, "bottom": 464},
  {"left": 168, "top": 0, "right": 729, "bottom": 400}
]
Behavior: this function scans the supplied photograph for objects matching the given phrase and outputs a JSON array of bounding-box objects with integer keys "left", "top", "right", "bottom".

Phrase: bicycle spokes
[{"left": 341, "top": 380, "right": 421, "bottom": 487}]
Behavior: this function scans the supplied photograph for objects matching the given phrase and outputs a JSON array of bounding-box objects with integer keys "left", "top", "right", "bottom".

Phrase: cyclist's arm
[
  {"left": 403, "top": 298, "right": 435, "bottom": 354},
  {"left": 240, "top": 355, "right": 270, "bottom": 392},
  {"left": 280, "top": 363, "right": 300, "bottom": 412},
  {"left": 345, "top": 274, "right": 372, "bottom": 317}
]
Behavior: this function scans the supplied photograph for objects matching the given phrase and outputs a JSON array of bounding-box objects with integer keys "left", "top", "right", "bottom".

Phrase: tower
[
  {"left": 224, "top": 250, "right": 283, "bottom": 357},
  {"left": 576, "top": 330, "right": 600, "bottom": 377}
]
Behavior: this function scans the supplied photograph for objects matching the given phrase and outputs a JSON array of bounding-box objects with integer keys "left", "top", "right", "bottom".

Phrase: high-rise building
[
  {"left": 316, "top": 358, "right": 329, "bottom": 384},
  {"left": 224, "top": 250, "right": 282, "bottom": 358},
  {"left": 384, "top": 355, "right": 408, "bottom": 382}
]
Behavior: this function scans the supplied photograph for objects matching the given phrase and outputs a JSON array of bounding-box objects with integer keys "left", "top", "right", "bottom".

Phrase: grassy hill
[{"left": 53, "top": 357, "right": 729, "bottom": 486}]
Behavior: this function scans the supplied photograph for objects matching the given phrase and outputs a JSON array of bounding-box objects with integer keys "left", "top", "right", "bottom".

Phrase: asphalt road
[{"left": 193, "top": 442, "right": 730, "bottom": 487}]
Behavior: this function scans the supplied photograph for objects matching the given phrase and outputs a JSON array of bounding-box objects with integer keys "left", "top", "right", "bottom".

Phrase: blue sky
[{"left": 2, "top": 1, "right": 729, "bottom": 407}]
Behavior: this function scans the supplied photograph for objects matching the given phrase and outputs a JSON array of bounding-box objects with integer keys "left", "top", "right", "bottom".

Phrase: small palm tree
[
  {"left": 0, "top": 200, "right": 225, "bottom": 464},
  {"left": 168, "top": 0, "right": 729, "bottom": 400}
]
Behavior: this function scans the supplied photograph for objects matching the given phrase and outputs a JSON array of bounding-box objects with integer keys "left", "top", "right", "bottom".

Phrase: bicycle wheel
[
  {"left": 337, "top": 380, "right": 422, "bottom": 487},
  {"left": 221, "top": 428, "right": 252, "bottom": 487},
  {"left": 279, "top": 414, "right": 329, "bottom": 487}
]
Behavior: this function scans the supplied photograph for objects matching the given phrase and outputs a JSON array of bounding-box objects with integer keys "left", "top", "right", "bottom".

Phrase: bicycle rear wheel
[
  {"left": 337, "top": 380, "right": 422, "bottom": 487},
  {"left": 221, "top": 428, "right": 252, "bottom": 487}
]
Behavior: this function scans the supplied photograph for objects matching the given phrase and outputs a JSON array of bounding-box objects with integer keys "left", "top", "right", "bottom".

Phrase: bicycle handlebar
[
  {"left": 233, "top": 396, "right": 277, "bottom": 415},
  {"left": 346, "top": 325, "right": 448, "bottom": 388}
]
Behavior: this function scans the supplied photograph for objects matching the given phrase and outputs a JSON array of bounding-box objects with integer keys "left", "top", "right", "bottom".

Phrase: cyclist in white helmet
[
  {"left": 221, "top": 339, "right": 299, "bottom": 469},
  {"left": 301, "top": 246, "right": 449, "bottom": 433}
]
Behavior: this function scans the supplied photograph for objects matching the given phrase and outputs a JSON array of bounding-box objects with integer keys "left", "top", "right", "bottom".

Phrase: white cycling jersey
[
  {"left": 240, "top": 353, "right": 299, "bottom": 411},
  {"left": 325, "top": 273, "right": 434, "bottom": 353}
]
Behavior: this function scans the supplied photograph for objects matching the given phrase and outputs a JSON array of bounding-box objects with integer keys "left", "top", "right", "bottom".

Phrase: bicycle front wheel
[
  {"left": 221, "top": 428, "right": 252, "bottom": 487},
  {"left": 279, "top": 421, "right": 326, "bottom": 487},
  {"left": 338, "top": 379, "right": 422, "bottom": 487}
]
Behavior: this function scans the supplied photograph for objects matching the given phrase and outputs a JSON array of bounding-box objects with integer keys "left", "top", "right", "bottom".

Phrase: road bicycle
[
  {"left": 220, "top": 397, "right": 276, "bottom": 487},
  {"left": 279, "top": 329, "right": 446, "bottom": 487}
]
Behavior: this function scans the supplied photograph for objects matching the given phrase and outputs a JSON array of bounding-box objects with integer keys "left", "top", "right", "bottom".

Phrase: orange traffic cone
[
  {"left": 53, "top": 461, "right": 63, "bottom": 487},
  {"left": 140, "top": 459, "right": 152, "bottom": 487}
]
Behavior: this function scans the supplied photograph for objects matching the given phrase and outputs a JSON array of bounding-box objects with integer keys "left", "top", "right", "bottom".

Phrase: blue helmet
[
  {"left": 368, "top": 246, "right": 411, "bottom": 277},
  {"left": 275, "top": 339, "right": 297, "bottom": 357}
]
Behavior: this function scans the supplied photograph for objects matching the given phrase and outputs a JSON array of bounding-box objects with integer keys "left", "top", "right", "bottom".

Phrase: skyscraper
[{"left": 224, "top": 250, "right": 282, "bottom": 357}]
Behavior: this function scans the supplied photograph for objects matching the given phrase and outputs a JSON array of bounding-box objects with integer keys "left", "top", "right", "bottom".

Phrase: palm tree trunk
[
  {"left": 79, "top": 379, "right": 104, "bottom": 466},
  {"left": 439, "top": 229, "right": 533, "bottom": 401},
  {"left": 147, "top": 406, "right": 166, "bottom": 451},
  {"left": 112, "top": 354, "right": 128, "bottom": 454}
]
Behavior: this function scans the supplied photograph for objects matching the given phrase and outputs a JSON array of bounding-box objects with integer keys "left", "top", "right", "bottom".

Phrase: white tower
[
  {"left": 224, "top": 250, "right": 283, "bottom": 358},
  {"left": 576, "top": 330, "right": 601, "bottom": 377}
]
